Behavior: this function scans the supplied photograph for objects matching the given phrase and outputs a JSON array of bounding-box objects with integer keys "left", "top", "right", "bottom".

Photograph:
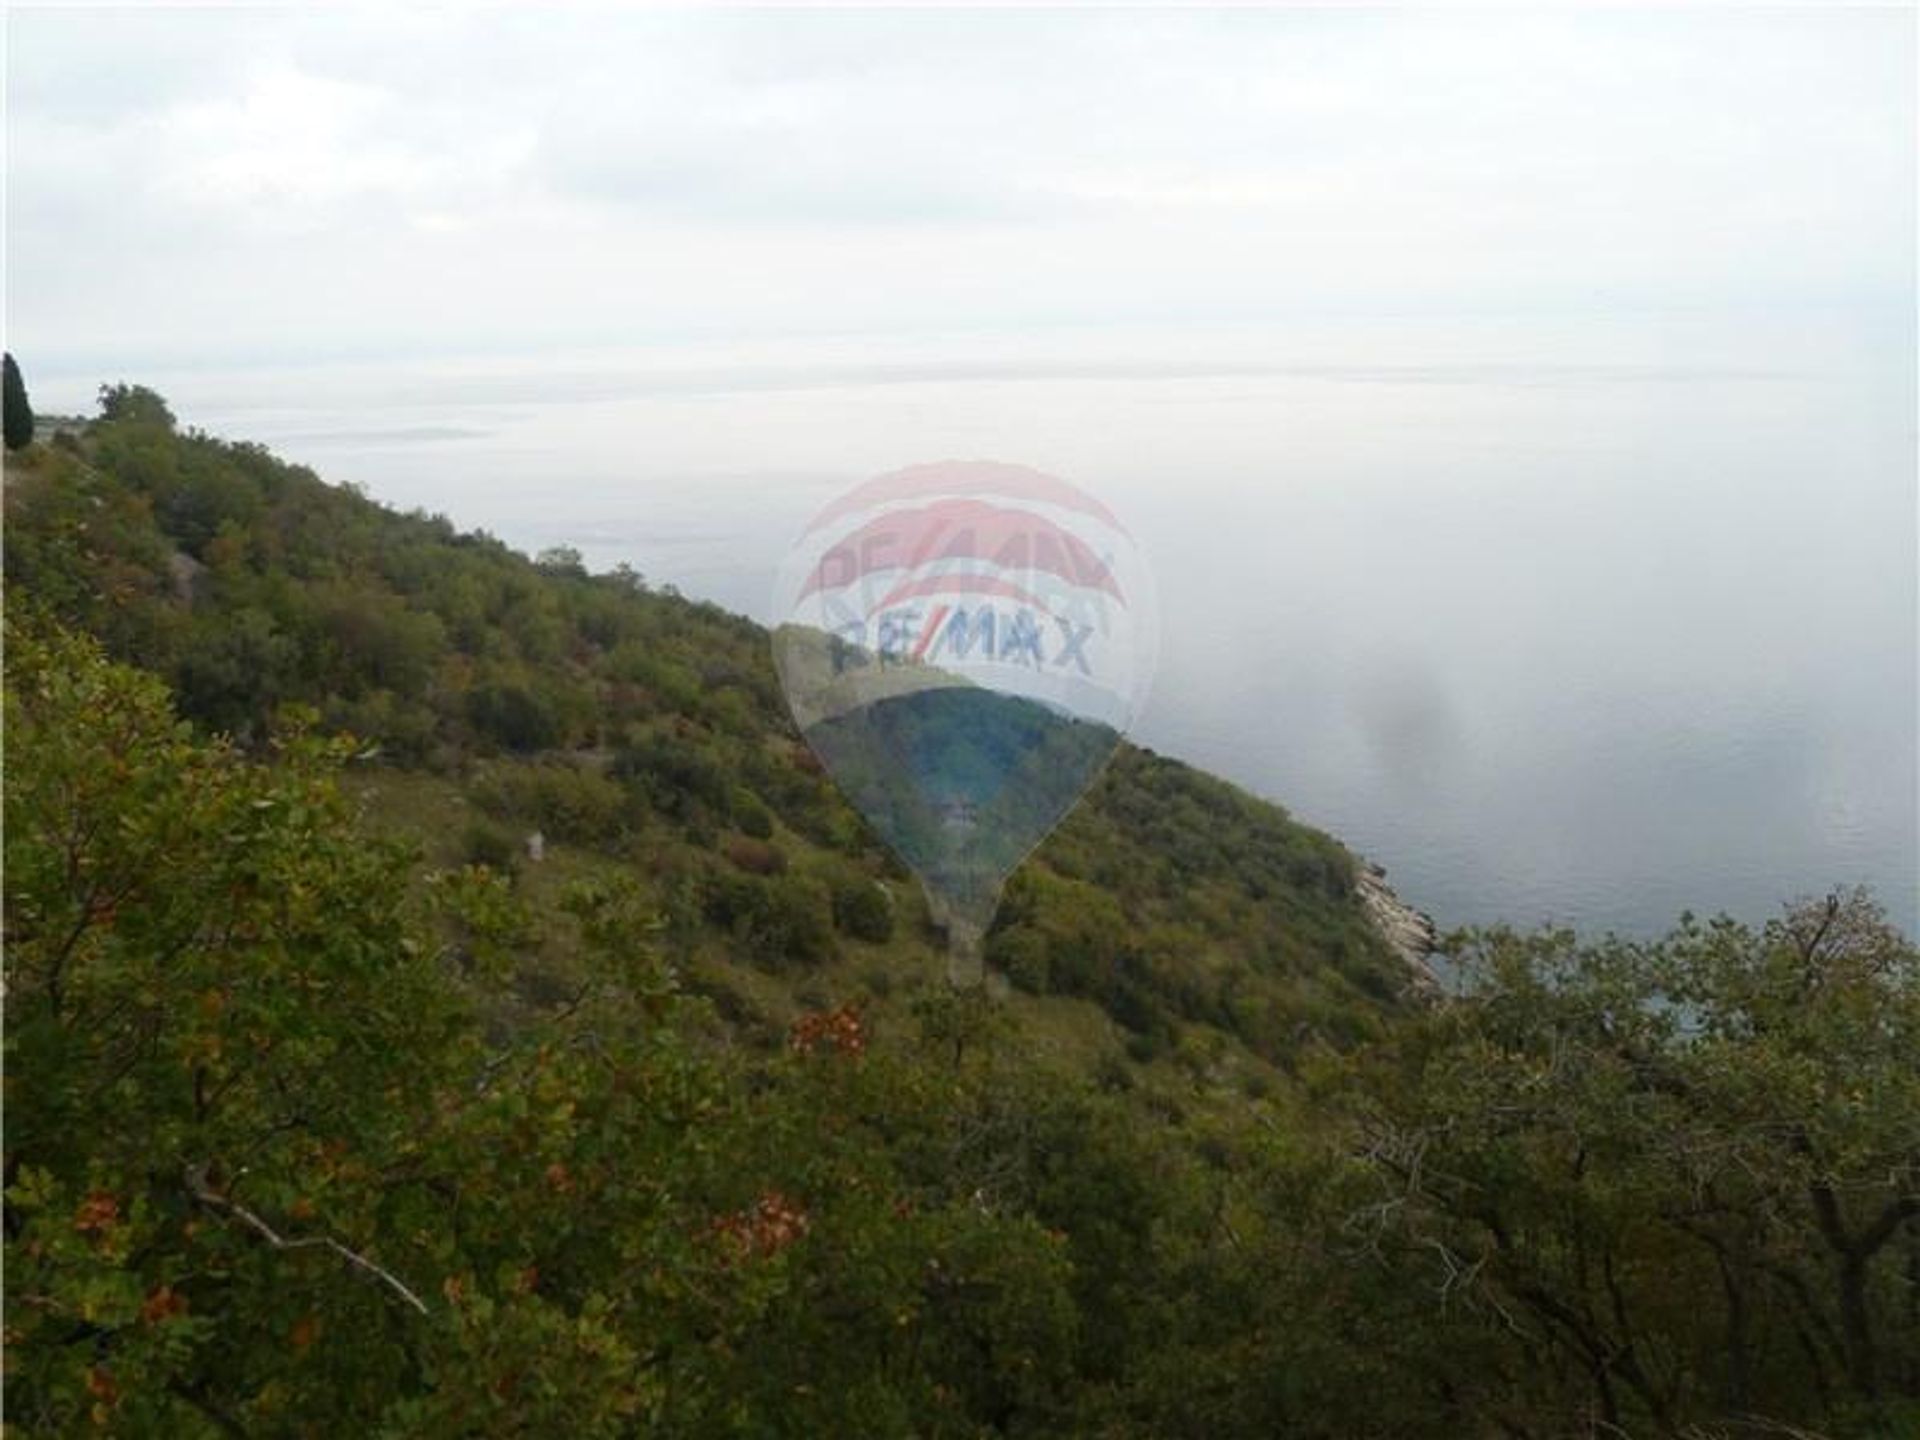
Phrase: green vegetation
[
  {"left": 5, "top": 391, "right": 1915, "bottom": 1436},
  {"left": 4, "top": 352, "right": 33, "bottom": 451},
  {"left": 0, "top": 395, "right": 1394, "bottom": 1045}
]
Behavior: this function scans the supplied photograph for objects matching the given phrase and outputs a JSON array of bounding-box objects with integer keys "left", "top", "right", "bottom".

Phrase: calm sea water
[{"left": 38, "top": 311, "right": 1917, "bottom": 937}]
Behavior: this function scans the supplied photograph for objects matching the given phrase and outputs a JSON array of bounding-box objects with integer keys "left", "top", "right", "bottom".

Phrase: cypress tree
[{"left": 3, "top": 352, "right": 33, "bottom": 451}]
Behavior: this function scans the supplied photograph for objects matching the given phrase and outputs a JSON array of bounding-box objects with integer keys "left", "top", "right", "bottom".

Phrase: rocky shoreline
[{"left": 1353, "top": 858, "right": 1442, "bottom": 993}]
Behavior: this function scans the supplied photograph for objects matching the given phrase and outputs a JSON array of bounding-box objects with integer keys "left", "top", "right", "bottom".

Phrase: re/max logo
[{"left": 830, "top": 604, "right": 1095, "bottom": 674}]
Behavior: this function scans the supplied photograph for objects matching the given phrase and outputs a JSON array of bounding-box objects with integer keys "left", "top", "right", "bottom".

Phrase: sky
[{"left": 6, "top": 6, "right": 1914, "bottom": 381}]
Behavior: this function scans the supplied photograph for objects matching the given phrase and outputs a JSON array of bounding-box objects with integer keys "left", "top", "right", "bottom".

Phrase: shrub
[
  {"left": 467, "top": 682, "right": 560, "bottom": 753},
  {"left": 614, "top": 731, "right": 730, "bottom": 820},
  {"left": 724, "top": 835, "right": 786, "bottom": 875},
  {"left": 1124, "top": 1031, "right": 1166, "bottom": 1065},
  {"left": 990, "top": 926, "right": 1051, "bottom": 993},
  {"left": 1095, "top": 1049, "right": 1137, "bottom": 1093},
  {"left": 704, "top": 871, "right": 836, "bottom": 969},
  {"left": 463, "top": 819, "right": 520, "bottom": 873},
  {"left": 831, "top": 877, "right": 895, "bottom": 943},
  {"left": 760, "top": 874, "right": 837, "bottom": 968},
  {"left": 731, "top": 787, "right": 774, "bottom": 839},
  {"left": 323, "top": 688, "right": 439, "bottom": 763},
  {"left": 470, "top": 761, "right": 625, "bottom": 844},
  {"left": 97, "top": 381, "right": 176, "bottom": 428}
]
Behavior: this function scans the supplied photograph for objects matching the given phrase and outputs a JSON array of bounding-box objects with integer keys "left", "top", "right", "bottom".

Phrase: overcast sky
[{"left": 6, "top": 6, "right": 1913, "bottom": 380}]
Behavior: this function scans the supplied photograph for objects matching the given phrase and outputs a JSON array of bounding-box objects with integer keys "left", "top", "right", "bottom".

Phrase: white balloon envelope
[{"left": 772, "top": 461, "right": 1157, "bottom": 985}]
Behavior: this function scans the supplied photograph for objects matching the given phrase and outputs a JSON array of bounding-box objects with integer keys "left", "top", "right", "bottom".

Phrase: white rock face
[{"left": 1353, "top": 859, "right": 1440, "bottom": 993}]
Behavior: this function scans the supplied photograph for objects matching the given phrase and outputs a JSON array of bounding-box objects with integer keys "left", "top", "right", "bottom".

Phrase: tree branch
[{"left": 183, "top": 1164, "right": 428, "bottom": 1315}]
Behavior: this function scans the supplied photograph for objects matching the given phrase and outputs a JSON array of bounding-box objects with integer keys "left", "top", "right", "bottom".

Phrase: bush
[
  {"left": 323, "top": 688, "right": 439, "bottom": 763},
  {"left": 731, "top": 787, "right": 774, "bottom": 839},
  {"left": 704, "top": 871, "right": 836, "bottom": 969},
  {"left": 471, "top": 761, "right": 625, "bottom": 844},
  {"left": 97, "top": 381, "right": 175, "bottom": 428},
  {"left": 172, "top": 608, "right": 298, "bottom": 738},
  {"left": 831, "top": 877, "right": 895, "bottom": 943},
  {"left": 990, "top": 926, "right": 1051, "bottom": 993},
  {"left": 463, "top": 819, "right": 520, "bottom": 873},
  {"left": 724, "top": 835, "right": 786, "bottom": 875},
  {"left": 1124, "top": 1031, "right": 1166, "bottom": 1065},
  {"left": 762, "top": 873, "right": 837, "bottom": 968},
  {"left": 467, "top": 682, "right": 560, "bottom": 753},
  {"left": 614, "top": 731, "right": 730, "bottom": 820},
  {"left": 1094, "top": 1049, "right": 1137, "bottom": 1093}
]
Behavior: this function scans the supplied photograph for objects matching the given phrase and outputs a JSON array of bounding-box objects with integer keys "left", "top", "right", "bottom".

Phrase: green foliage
[
  {"left": 831, "top": 874, "right": 896, "bottom": 943},
  {"left": 0, "top": 394, "right": 1395, "bottom": 1058},
  {"left": 0, "top": 620, "right": 1100, "bottom": 1434},
  {"left": 722, "top": 834, "right": 787, "bottom": 875},
  {"left": 704, "top": 869, "right": 838, "bottom": 969},
  {"left": 4, "top": 350, "right": 34, "bottom": 449},
  {"left": 466, "top": 681, "right": 561, "bottom": 754},
  {"left": 614, "top": 730, "right": 732, "bottom": 820},
  {"left": 172, "top": 607, "right": 299, "bottom": 738},
  {"left": 4, "top": 617, "right": 466, "bottom": 1431},
  {"left": 461, "top": 818, "right": 521, "bottom": 874},
  {"left": 10, "top": 390, "right": 1911, "bottom": 1437},
  {"left": 97, "top": 381, "right": 177, "bottom": 429},
  {"left": 533, "top": 544, "right": 586, "bottom": 577},
  {"left": 469, "top": 759, "right": 628, "bottom": 845},
  {"left": 1321, "top": 898, "right": 1920, "bottom": 1436},
  {"left": 731, "top": 785, "right": 775, "bottom": 838}
]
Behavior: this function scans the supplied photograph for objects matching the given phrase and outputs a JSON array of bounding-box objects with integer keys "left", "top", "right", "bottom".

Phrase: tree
[
  {"left": 3, "top": 617, "right": 1106, "bottom": 1434},
  {"left": 172, "top": 607, "right": 298, "bottom": 739},
  {"left": 533, "top": 545, "right": 585, "bottom": 577},
  {"left": 2, "top": 616, "right": 468, "bottom": 1431},
  {"left": 97, "top": 381, "right": 176, "bottom": 429},
  {"left": 465, "top": 680, "right": 560, "bottom": 753},
  {"left": 4, "top": 351, "right": 34, "bottom": 450},
  {"left": 1339, "top": 899, "right": 1920, "bottom": 1436},
  {"left": 1654, "top": 891, "right": 1920, "bottom": 1412}
]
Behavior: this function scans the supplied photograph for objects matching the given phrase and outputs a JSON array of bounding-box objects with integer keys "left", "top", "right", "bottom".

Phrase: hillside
[
  {"left": 1, "top": 389, "right": 1422, "bottom": 1074},
  {"left": 6, "top": 389, "right": 1915, "bottom": 1439}
]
